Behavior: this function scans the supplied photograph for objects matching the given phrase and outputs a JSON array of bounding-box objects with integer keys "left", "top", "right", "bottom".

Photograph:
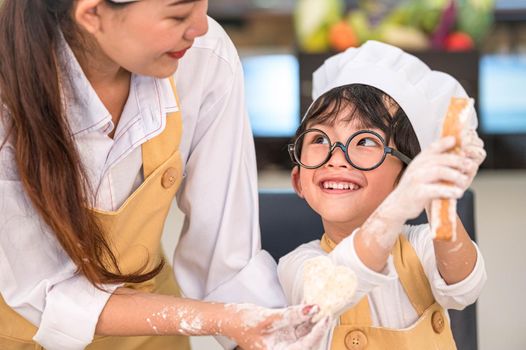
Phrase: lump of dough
[{"left": 303, "top": 256, "right": 357, "bottom": 322}]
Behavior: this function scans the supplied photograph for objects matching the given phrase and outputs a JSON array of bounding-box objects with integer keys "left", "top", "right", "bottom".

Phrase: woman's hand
[{"left": 225, "top": 304, "right": 329, "bottom": 350}]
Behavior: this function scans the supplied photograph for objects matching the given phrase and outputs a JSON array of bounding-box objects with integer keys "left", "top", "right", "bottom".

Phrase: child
[{"left": 278, "top": 41, "right": 487, "bottom": 349}]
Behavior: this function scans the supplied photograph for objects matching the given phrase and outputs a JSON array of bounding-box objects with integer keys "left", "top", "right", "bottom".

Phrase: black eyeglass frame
[{"left": 288, "top": 128, "right": 413, "bottom": 170}]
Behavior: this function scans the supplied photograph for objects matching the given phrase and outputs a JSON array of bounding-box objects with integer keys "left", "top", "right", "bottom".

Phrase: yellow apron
[
  {"left": 321, "top": 234, "right": 457, "bottom": 350},
  {"left": 0, "top": 78, "right": 191, "bottom": 350}
]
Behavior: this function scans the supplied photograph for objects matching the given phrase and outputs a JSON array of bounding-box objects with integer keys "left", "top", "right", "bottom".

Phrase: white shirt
[
  {"left": 0, "top": 17, "right": 286, "bottom": 350},
  {"left": 277, "top": 224, "right": 487, "bottom": 350}
]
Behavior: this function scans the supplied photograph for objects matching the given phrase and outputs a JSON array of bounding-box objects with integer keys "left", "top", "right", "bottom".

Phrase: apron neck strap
[
  {"left": 142, "top": 77, "right": 182, "bottom": 178},
  {"left": 393, "top": 234, "right": 435, "bottom": 316}
]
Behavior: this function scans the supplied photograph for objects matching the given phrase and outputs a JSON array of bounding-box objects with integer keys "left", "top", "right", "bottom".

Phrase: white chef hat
[{"left": 310, "top": 40, "right": 477, "bottom": 150}]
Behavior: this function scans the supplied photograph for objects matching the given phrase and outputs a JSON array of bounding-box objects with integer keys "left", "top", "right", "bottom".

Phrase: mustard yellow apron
[
  {"left": 321, "top": 234, "right": 457, "bottom": 350},
  {"left": 0, "top": 78, "right": 191, "bottom": 350}
]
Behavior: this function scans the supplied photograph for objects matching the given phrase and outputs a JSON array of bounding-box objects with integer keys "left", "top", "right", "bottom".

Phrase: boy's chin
[
  {"left": 326, "top": 207, "right": 368, "bottom": 221},
  {"left": 322, "top": 215, "right": 365, "bottom": 231}
]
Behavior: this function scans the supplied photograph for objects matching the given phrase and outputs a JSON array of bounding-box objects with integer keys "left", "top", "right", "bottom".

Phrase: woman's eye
[
  {"left": 169, "top": 10, "right": 192, "bottom": 22},
  {"left": 171, "top": 16, "right": 188, "bottom": 22}
]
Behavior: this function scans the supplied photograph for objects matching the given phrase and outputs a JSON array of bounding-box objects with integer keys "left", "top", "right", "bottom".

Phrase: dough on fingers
[{"left": 303, "top": 256, "right": 357, "bottom": 322}]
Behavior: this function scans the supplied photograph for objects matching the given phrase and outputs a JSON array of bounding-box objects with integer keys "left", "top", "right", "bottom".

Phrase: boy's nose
[{"left": 326, "top": 146, "right": 349, "bottom": 169}]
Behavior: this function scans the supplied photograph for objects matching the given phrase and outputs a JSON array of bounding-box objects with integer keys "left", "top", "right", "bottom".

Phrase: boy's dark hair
[{"left": 293, "top": 84, "right": 421, "bottom": 179}]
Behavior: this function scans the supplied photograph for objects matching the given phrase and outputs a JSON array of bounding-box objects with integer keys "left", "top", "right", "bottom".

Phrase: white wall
[{"left": 470, "top": 171, "right": 526, "bottom": 350}]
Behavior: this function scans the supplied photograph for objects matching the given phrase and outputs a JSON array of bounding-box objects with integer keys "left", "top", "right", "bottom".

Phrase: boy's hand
[
  {"left": 355, "top": 135, "right": 478, "bottom": 271},
  {"left": 382, "top": 136, "right": 470, "bottom": 223},
  {"left": 225, "top": 304, "right": 329, "bottom": 350}
]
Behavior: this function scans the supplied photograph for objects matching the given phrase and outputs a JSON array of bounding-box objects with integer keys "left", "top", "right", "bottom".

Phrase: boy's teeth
[{"left": 323, "top": 181, "right": 358, "bottom": 190}]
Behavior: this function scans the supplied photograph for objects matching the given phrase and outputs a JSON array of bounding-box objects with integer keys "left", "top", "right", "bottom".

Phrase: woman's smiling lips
[{"left": 167, "top": 47, "right": 191, "bottom": 59}]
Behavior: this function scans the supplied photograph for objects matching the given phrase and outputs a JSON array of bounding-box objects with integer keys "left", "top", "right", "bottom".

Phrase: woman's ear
[
  {"left": 291, "top": 166, "right": 304, "bottom": 198},
  {"left": 74, "top": 0, "right": 104, "bottom": 34}
]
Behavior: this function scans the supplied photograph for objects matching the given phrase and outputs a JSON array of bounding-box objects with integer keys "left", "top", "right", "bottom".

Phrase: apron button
[
  {"left": 432, "top": 310, "right": 445, "bottom": 334},
  {"left": 345, "top": 330, "right": 368, "bottom": 350},
  {"left": 161, "top": 167, "right": 178, "bottom": 189}
]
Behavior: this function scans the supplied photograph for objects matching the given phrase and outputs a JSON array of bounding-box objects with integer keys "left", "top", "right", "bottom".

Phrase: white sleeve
[
  {"left": 173, "top": 18, "right": 286, "bottom": 308},
  {"left": 406, "top": 224, "right": 487, "bottom": 310},
  {"left": 277, "top": 235, "right": 397, "bottom": 307},
  {"left": 277, "top": 241, "right": 326, "bottom": 305},
  {"left": 0, "top": 143, "right": 118, "bottom": 350}
]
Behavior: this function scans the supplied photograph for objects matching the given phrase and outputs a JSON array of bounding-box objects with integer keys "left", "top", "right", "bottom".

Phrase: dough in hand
[
  {"left": 431, "top": 97, "right": 474, "bottom": 241},
  {"left": 303, "top": 256, "right": 357, "bottom": 322}
]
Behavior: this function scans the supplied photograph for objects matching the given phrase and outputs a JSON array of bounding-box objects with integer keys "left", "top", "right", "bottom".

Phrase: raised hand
[
  {"left": 382, "top": 136, "right": 471, "bottom": 223},
  {"left": 355, "top": 136, "right": 474, "bottom": 271}
]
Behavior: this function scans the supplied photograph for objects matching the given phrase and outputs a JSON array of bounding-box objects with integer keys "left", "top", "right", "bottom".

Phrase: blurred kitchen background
[{"left": 162, "top": 1, "right": 526, "bottom": 349}]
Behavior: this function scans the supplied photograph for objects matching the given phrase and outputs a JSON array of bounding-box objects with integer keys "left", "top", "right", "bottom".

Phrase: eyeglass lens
[{"left": 295, "top": 130, "right": 386, "bottom": 169}]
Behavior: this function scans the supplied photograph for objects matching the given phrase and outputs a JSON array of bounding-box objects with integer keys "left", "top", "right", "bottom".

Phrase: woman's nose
[{"left": 185, "top": 6, "right": 209, "bottom": 41}]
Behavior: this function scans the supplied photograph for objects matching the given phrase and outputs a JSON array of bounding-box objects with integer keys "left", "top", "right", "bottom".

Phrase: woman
[{"left": 0, "top": 1, "right": 328, "bottom": 349}]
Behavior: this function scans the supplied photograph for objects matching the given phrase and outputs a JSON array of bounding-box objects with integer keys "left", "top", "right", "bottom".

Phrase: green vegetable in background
[
  {"left": 295, "top": 0, "right": 344, "bottom": 52},
  {"left": 346, "top": 9, "right": 381, "bottom": 44},
  {"left": 294, "top": 0, "right": 494, "bottom": 52},
  {"left": 457, "top": 0, "right": 494, "bottom": 44},
  {"left": 381, "top": 0, "right": 447, "bottom": 34},
  {"left": 378, "top": 24, "right": 430, "bottom": 51}
]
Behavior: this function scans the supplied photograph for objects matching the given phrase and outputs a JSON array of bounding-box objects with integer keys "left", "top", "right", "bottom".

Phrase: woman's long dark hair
[{"left": 0, "top": 0, "right": 163, "bottom": 286}]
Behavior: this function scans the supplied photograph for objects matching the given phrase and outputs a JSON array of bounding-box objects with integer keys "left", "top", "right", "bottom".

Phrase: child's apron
[
  {"left": 0, "top": 78, "right": 191, "bottom": 350},
  {"left": 321, "top": 234, "right": 457, "bottom": 350}
]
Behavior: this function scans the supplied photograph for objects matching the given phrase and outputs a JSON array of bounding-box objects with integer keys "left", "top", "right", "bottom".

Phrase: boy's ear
[
  {"left": 291, "top": 166, "right": 304, "bottom": 198},
  {"left": 74, "top": 0, "right": 104, "bottom": 34}
]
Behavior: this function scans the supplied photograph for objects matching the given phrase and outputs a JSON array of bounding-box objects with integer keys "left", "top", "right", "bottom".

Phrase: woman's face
[{"left": 75, "top": 0, "right": 209, "bottom": 78}]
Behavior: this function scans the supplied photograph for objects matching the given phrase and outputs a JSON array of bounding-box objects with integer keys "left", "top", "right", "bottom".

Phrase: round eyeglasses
[{"left": 288, "top": 129, "right": 412, "bottom": 170}]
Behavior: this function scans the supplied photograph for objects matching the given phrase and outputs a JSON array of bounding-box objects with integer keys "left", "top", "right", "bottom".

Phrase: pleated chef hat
[{"left": 310, "top": 40, "right": 477, "bottom": 150}]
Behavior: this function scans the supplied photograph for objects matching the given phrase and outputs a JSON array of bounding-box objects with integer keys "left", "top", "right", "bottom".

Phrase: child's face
[
  {"left": 76, "top": 0, "right": 209, "bottom": 78},
  {"left": 291, "top": 111, "right": 404, "bottom": 236}
]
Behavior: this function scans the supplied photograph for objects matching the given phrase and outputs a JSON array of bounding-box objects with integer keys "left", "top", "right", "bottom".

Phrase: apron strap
[
  {"left": 142, "top": 77, "right": 183, "bottom": 178},
  {"left": 339, "top": 297, "right": 372, "bottom": 326},
  {"left": 393, "top": 234, "right": 435, "bottom": 317},
  {"left": 320, "top": 234, "right": 373, "bottom": 326}
]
